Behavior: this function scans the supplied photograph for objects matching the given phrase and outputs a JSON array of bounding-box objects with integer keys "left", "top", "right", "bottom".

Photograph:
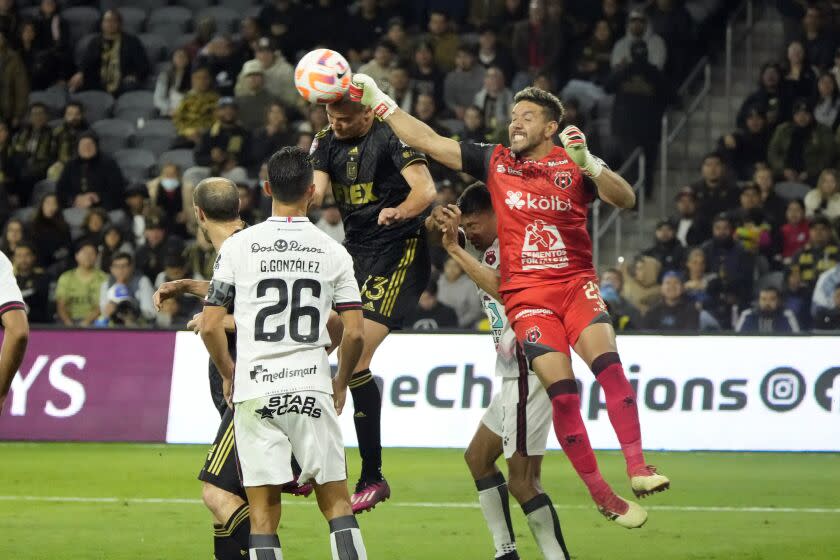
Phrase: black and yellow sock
[
  {"left": 349, "top": 369, "right": 383, "bottom": 481},
  {"left": 214, "top": 504, "right": 250, "bottom": 559}
]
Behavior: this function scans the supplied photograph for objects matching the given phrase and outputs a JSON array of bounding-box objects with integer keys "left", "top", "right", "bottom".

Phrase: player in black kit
[{"left": 311, "top": 96, "right": 436, "bottom": 513}]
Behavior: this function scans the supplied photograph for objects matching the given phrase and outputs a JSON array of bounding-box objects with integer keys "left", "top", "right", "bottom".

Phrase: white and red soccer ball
[{"left": 294, "top": 48, "right": 352, "bottom": 104}]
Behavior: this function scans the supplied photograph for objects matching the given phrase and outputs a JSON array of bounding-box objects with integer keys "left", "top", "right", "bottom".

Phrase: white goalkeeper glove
[
  {"left": 559, "top": 125, "right": 606, "bottom": 178},
  {"left": 349, "top": 73, "right": 398, "bottom": 119}
]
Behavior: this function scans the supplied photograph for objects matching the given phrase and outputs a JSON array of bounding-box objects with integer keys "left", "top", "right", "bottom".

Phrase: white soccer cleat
[
  {"left": 630, "top": 465, "right": 671, "bottom": 498},
  {"left": 597, "top": 495, "right": 648, "bottom": 529}
]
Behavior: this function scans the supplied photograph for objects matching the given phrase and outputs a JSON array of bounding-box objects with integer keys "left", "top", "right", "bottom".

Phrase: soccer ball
[{"left": 294, "top": 49, "right": 352, "bottom": 104}]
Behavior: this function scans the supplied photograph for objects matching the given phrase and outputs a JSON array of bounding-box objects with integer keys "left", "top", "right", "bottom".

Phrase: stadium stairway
[{"left": 596, "top": 4, "right": 785, "bottom": 270}]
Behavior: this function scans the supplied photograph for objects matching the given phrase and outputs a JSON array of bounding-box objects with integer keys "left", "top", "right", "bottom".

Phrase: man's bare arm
[
  {"left": 199, "top": 305, "right": 234, "bottom": 381},
  {"left": 313, "top": 170, "right": 331, "bottom": 207},
  {"left": 0, "top": 309, "right": 29, "bottom": 412},
  {"left": 592, "top": 168, "right": 636, "bottom": 209},
  {"left": 154, "top": 279, "right": 210, "bottom": 311}
]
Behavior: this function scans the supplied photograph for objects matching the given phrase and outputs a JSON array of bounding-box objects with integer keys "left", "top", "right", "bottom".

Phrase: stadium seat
[
  {"left": 775, "top": 181, "right": 811, "bottom": 201},
  {"left": 134, "top": 119, "right": 177, "bottom": 156},
  {"left": 20, "top": 6, "right": 39, "bottom": 20},
  {"left": 92, "top": 119, "right": 136, "bottom": 154},
  {"left": 63, "top": 6, "right": 101, "bottom": 44},
  {"left": 114, "top": 148, "right": 156, "bottom": 182},
  {"left": 118, "top": 6, "right": 147, "bottom": 34},
  {"left": 74, "top": 33, "right": 97, "bottom": 66},
  {"left": 115, "top": 91, "right": 157, "bottom": 123},
  {"left": 148, "top": 6, "right": 193, "bottom": 33},
  {"left": 139, "top": 33, "right": 169, "bottom": 63},
  {"left": 108, "top": 209, "right": 129, "bottom": 228},
  {"left": 154, "top": 26, "right": 191, "bottom": 54},
  {"left": 70, "top": 90, "right": 115, "bottom": 123},
  {"left": 102, "top": 0, "right": 167, "bottom": 10},
  {"left": 217, "top": 0, "right": 255, "bottom": 12},
  {"left": 160, "top": 148, "right": 195, "bottom": 170},
  {"left": 62, "top": 207, "right": 88, "bottom": 229},
  {"left": 30, "top": 180, "right": 57, "bottom": 206},
  {"left": 757, "top": 271, "right": 784, "bottom": 292},
  {"left": 13, "top": 206, "right": 35, "bottom": 223},
  {"left": 174, "top": 0, "right": 215, "bottom": 13},
  {"left": 29, "top": 88, "right": 68, "bottom": 118},
  {"left": 195, "top": 6, "right": 240, "bottom": 33}
]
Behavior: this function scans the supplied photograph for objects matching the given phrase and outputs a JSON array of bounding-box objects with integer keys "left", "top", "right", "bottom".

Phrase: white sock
[
  {"left": 476, "top": 473, "right": 517, "bottom": 558},
  {"left": 329, "top": 515, "right": 367, "bottom": 560},
  {"left": 522, "top": 494, "right": 570, "bottom": 560},
  {"left": 249, "top": 534, "right": 283, "bottom": 560}
]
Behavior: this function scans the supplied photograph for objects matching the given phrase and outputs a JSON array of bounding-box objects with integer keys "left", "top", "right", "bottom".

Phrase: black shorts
[
  {"left": 350, "top": 233, "right": 431, "bottom": 330},
  {"left": 198, "top": 407, "right": 246, "bottom": 499}
]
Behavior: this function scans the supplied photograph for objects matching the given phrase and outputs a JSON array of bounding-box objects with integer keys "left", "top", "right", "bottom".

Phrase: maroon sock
[
  {"left": 547, "top": 380, "right": 614, "bottom": 504},
  {"left": 592, "top": 353, "right": 645, "bottom": 473}
]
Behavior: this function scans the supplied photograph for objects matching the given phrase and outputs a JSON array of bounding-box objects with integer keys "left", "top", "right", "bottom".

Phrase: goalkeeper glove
[
  {"left": 559, "top": 125, "right": 606, "bottom": 178},
  {"left": 349, "top": 73, "right": 398, "bottom": 119}
]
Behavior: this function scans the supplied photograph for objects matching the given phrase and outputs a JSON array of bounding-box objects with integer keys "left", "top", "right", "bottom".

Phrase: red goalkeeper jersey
[{"left": 460, "top": 142, "right": 598, "bottom": 293}]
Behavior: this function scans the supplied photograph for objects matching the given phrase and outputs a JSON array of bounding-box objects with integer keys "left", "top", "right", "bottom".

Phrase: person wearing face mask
[
  {"left": 56, "top": 131, "right": 126, "bottom": 211},
  {"left": 148, "top": 163, "right": 191, "bottom": 238},
  {"left": 598, "top": 268, "right": 641, "bottom": 331}
]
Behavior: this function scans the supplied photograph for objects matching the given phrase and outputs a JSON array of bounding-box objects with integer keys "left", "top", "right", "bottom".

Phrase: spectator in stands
[
  {"left": 184, "top": 227, "right": 216, "bottom": 280},
  {"left": 383, "top": 65, "right": 416, "bottom": 114},
  {"left": 599, "top": 267, "right": 641, "bottom": 330},
  {"left": 235, "top": 38, "right": 298, "bottom": 112},
  {"left": 454, "top": 105, "right": 492, "bottom": 143},
  {"left": 444, "top": 44, "right": 486, "bottom": 120},
  {"left": 683, "top": 247, "right": 714, "bottom": 307},
  {"left": 782, "top": 41, "right": 817, "bottom": 107},
  {"left": 11, "top": 102, "right": 52, "bottom": 202},
  {"left": 813, "top": 285, "right": 840, "bottom": 329},
  {"left": 414, "top": 93, "right": 449, "bottom": 135},
  {"left": 183, "top": 16, "right": 216, "bottom": 61},
  {"left": 672, "top": 187, "right": 710, "bottom": 247},
  {"left": 610, "top": 8, "right": 666, "bottom": 70},
  {"left": 832, "top": 47, "right": 840, "bottom": 92},
  {"left": 737, "top": 63, "right": 785, "bottom": 129},
  {"left": 195, "top": 35, "right": 239, "bottom": 97},
  {"left": 438, "top": 257, "right": 484, "bottom": 328},
  {"left": 153, "top": 48, "right": 191, "bottom": 118},
  {"left": 411, "top": 41, "right": 445, "bottom": 110},
  {"left": 173, "top": 67, "right": 220, "bottom": 146},
  {"left": 691, "top": 153, "right": 738, "bottom": 220},
  {"left": 17, "top": 19, "right": 61, "bottom": 90},
  {"left": 235, "top": 61, "right": 276, "bottom": 131},
  {"left": 754, "top": 164, "right": 788, "bottom": 227},
  {"left": 98, "top": 225, "right": 132, "bottom": 272},
  {"left": 385, "top": 17, "right": 412, "bottom": 61},
  {"left": 0, "top": 217, "right": 25, "bottom": 259},
  {"left": 572, "top": 19, "right": 614, "bottom": 86},
  {"left": 358, "top": 40, "right": 397, "bottom": 89},
  {"left": 56, "top": 132, "right": 125, "bottom": 211},
  {"left": 734, "top": 208, "right": 773, "bottom": 259},
  {"left": 512, "top": 0, "right": 568, "bottom": 86},
  {"left": 249, "top": 102, "right": 294, "bottom": 175},
  {"left": 233, "top": 17, "right": 260, "bottom": 64},
  {"left": 295, "top": 131, "right": 313, "bottom": 152},
  {"left": 812, "top": 261, "right": 840, "bottom": 319},
  {"left": 134, "top": 211, "right": 183, "bottom": 283},
  {"left": 642, "top": 272, "right": 702, "bottom": 331},
  {"left": 703, "top": 213, "right": 754, "bottom": 309},
  {"left": 0, "top": 31, "right": 29, "bottom": 129},
  {"left": 404, "top": 280, "right": 458, "bottom": 331},
  {"left": 12, "top": 242, "right": 49, "bottom": 323},
  {"left": 426, "top": 10, "right": 458, "bottom": 72},
  {"left": 237, "top": 183, "right": 262, "bottom": 225},
  {"left": 190, "top": 98, "right": 250, "bottom": 183},
  {"left": 153, "top": 252, "right": 199, "bottom": 329},
  {"left": 49, "top": 102, "right": 87, "bottom": 181},
  {"left": 0, "top": 120, "right": 14, "bottom": 205},
  {"left": 643, "top": 220, "right": 685, "bottom": 278},
  {"left": 804, "top": 168, "right": 840, "bottom": 220},
  {"left": 814, "top": 73, "right": 840, "bottom": 130},
  {"left": 345, "top": 0, "right": 387, "bottom": 64},
  {"left": 476, "top": 25, "right": 515, "bottom": 84},
  {"left": 98, "top": 251, "right": 154, "bottom": 325},
  {"left": 122, "top": 183, "right": 147, "bottom": 247},
  {"left": 0, "top": 0, "right": 18, "bottom": 39},
  {"left": 736, "top": 287, "right": 800, "bottom": 333},
  {"left": 779, "top": 199, "right": 810, "bottom": 261},
  {"left": 315, "top": 202, "right": 344, "bottom": 244},
  {"left": 33, "top": 0, "right": 68, "bottom": 53},
  {"left": 621, "top": 254, "right": 661, "bottom": 315},
  {"left": 80, "top": 208, "right": 107, "bottom": 245},
  {"left": 768, "top": 99, "right": 836, "bottom": 185},
  {"left": 473, "top": 66, "right": 513, "bottom": 136},
  {"left": 55, "top": 241, "right": 107, "bottom": 326},
  {"left": 799, "top": 6, "right": 836, "bottom": 71},
  {"left": 258, "top": 0, "right": 304, "bottom": 60},
  {"left": 30, "top": 192, "right": 70, "bottom": 273},
  {"left": 718, "top": 105, "right": 771, "bottom": 180},
  {"left": 147, "top": 163, "right": 189, "bottom": 238},
  {"left": 68, "top": 10, "right": 149, "bottom": 96},
  {"left": 645, "top": 0, "right": 693, "bottom": 81},
  {"left": 782, "top": 265, "right": 811, "bottom": 329},
  {"left": 788, "top": 215, "right": 838, "bottom": 293}
]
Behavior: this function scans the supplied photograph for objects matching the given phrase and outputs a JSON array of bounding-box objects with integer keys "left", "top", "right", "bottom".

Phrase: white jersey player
[
  {"left": 428, "top": 184, "right": 570, "bottom": 560},
  {"left": 0, "top": 251, "right": 29, "bottom": 414},
  {"left": 200, "top": 147, "right": 367, "bottom": 560}
]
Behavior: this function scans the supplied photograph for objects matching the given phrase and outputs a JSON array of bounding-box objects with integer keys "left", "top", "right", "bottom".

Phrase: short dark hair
[
  {"left": 193, "top": 177, "right": 241, "bottom": 221},
  {"left": 457, "top": 182, "right": 493, "bottom": 215},
  {"left": 75, "top": 239, "right": 98, "bottom": 254},
  {"left": 14, "top": 241, "right": 36, "bottom": 255},
  {"left": 760, "top": 286, "right": 781, "bottom": 297},
  {"left": 376, "top": 39, "right": 397, "bottom": 54},
  {"left": 513, "top": 87, "right": 564, "bottom": 123},
  {"left": 703, "top": 152, "right": 723, "bottom": 164},
  {"left": 267, "top": 147, "right": 314, "bottom": 203},
  {"left": 29, "top": 102, "right": 48, "bottom": 113},
  {"left": 111, "top": 251, "right": 133, "bottom": 265},
  {"left": 65, "top": 101, "right": 84, "bottom": 113}
]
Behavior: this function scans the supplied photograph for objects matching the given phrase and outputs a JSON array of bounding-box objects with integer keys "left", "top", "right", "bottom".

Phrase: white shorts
[
  {"left": 481, "top": 375, "right": 551, "bottom": 459},
  {"left": 233, "top": 391, "right": 346, "bottom": 487}
]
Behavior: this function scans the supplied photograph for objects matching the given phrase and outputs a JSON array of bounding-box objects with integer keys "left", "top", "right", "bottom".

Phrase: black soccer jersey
[
  {"left": 208, "top": 302, "right": 236, "bottom": 416},
  {"left": 310, "top": 119, "right": 429, "bottom": 252}
]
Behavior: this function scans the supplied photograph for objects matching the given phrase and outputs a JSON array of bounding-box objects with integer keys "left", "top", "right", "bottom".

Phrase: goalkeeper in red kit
[{"left": 349, "top": 74, "right": 670, "bottom": 529}]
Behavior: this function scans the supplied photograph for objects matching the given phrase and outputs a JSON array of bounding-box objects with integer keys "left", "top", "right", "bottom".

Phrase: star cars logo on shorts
[
  {"left": 251, "top": 240, "right": 325, "bottom": 254},
  {"left": 504, "top": 191, "right": 572, "bottom": 212},
  {"left": 554, "top": 170, "right": 573, "bottom": 189},
  {"left": 484, "top": 249, "right": 496, "bottom": 265},
  {"left": 262, "top": 394, "right": 323, "bottom": 418},
  {"left": 525, "top": 325, "right": 542, "bottom": 343}
]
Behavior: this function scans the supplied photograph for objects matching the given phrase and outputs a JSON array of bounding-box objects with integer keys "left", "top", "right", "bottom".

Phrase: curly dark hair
[{"left": 513, "top": 87, "right": 565, "bottom": 123}]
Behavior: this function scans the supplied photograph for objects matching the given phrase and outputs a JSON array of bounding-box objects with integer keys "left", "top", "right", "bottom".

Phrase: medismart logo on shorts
[
  {"left": 250, "top": 365, "right": 318, "bottom": 383},
  {"left": 504, "top": 190, "right": 572, "bottom": 212}
]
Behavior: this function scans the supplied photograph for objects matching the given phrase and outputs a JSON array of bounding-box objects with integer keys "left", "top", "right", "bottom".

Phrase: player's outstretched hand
[
  {"left": 187, "top": 312, "right": 203, "bottom": 334},
  {"left": 378, "top": 207, "right": 403, "bottom": 226},
  {"left": 559, "top": 125, "right": 605, "bottom": 178},
  {"left": 153, "top": 280, "right": 183, "bottom": 311},
  {"left": 435, "top": 204, "right": 462, "bottom": 250},
  {"left": 332, "top": 379, "right": 347, "bottom": 415},
  {"left": 349, "top": 73, "right": 397, "bottom": 119}
]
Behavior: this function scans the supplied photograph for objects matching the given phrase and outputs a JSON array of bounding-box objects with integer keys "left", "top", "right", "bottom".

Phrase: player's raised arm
[
  {"left": 154, "top": 279, "right": 210, "bottom": 310},
  {"left": 350, "top": 74, "right": 464, "bottom": 171},
  {"left": 559, "top": 126, "right": 636, "bottom": 209}
]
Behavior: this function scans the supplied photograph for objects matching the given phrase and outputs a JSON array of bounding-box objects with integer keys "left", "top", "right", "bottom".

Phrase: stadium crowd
[{"left": 0, "top": 0, "right": 838, "bottom": 333}]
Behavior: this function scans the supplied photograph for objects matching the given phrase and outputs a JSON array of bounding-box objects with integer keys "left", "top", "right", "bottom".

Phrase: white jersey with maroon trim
[{"left": 0, "top": 252, "right": 25, "bottom": 318}]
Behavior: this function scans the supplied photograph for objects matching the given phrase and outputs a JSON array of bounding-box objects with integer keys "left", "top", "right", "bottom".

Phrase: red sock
[
  {"left": 592, "top": 353, "right": 645, "bottom": 473},
  {"left": 547, "top": 380, "right": 615, "bottom": 505}
]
